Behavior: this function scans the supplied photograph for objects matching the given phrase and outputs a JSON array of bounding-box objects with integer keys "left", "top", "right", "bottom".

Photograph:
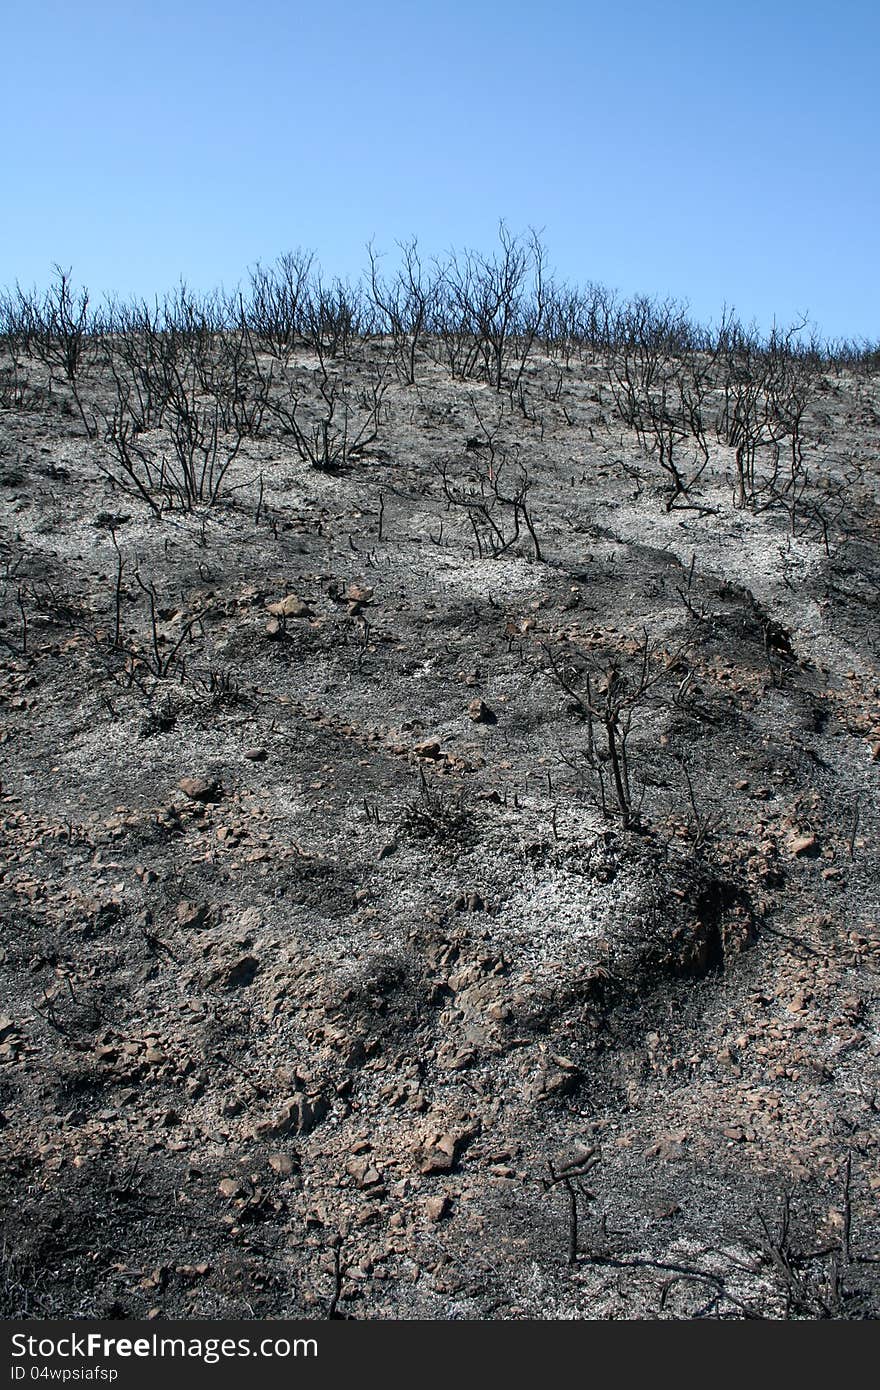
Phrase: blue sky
[{"left": 3, "top": 0, "right": 878, "bottom": 340}]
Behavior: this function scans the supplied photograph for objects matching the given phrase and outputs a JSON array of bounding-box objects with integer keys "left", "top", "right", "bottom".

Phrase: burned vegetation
[{"left": 1, "top": 232, "right": 879, "bottom": 1319}]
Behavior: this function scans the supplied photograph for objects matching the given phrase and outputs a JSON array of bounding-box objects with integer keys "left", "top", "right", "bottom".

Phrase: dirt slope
[{"left": 1, "top": 342, "right": 879, "bottom": 1319}]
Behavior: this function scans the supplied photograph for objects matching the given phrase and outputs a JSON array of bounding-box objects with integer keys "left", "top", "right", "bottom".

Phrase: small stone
[
  {"left": 268, "top": 1152, "right": 297, "bottom": 1176},
  {"left": 178, "top": 777, "right": 222, "bottom": 803},
  {"left": 255, "top": 1093, "right": 328, "bottom": 1139},
  {"left": 552, "top": 1054, "right": 579, "bottom": 1072},
  {"left": 346, "top": 584, "right": 373, "bottom": 608},
  {"left": 267, "top": 595, "right": 312, "bottom": 619},
  {"left": 654, "top": 1139, "right": 688, "bottom": 1161},
  {"left": 418, "top": 1131, "right": 463, "bottom": 1175},
  {"left": 532, "top": 1063, "right": 583, "bottom": 1099},
  {"left": 256, "top": 1103, "right": 301, "bottom": 1139},
  {"left": 346, "top": 1157, "right": 383, "bottom": 1189},
  {"left": 786, "top": 989, "right": 811, "bottom": 1013},
  {"left": 217, "top": 1178, "right": 241, "bottom": 1198},
  {"left": 467, "top": 698, "right": 497, "bottom": 725},
  {"left": 454, "top": 892, "right": 486, "bottom": 913},
  {"left": 439, "top": 1046, "right": 476, "bottom": 1072},
  {"left": 425, "top": 1196, "right": 450, "bottom": 1222},
  {"left": 243, "top": 747, "right": 267, "bottom": 762},
  {"left": 555, "top": 1145, "right": 596, "bottom": 1174},
  {"left": 789, "top": 834, "right": 819, "bottom": 858},
  {"left": 419, "top": 1148, "right": 454, "bottom": 1176},
  {"left": 414, "top": 739, "right": 442, "bottom": 759},
  {"left": 437, "top": 1133, "right": 459, "bottom": 1157}
]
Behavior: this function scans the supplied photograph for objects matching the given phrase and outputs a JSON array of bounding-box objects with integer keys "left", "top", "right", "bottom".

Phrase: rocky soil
[{"left": 1, "top": 341, "right": 879, "bottom": 1319}]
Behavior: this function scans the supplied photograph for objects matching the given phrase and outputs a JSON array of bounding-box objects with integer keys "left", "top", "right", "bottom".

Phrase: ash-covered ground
[{"left": 1, "top": 317, "right": 879, "bottom": 1319}]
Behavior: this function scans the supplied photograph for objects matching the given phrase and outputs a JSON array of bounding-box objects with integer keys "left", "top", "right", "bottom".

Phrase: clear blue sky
[{"left": 3, "top": 0, "right": 878, "bottom": 341}]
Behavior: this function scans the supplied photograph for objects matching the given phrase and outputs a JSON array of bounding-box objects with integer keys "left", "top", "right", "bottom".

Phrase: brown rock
[
  {"left": 789, "top": 834, "right": 819, "bottom": 858},
  {"left": 425, "top": 1196, "right": 451, "bottom": 1222},
  {"left": 268, "top": 1152, "right": 298, "bottom": 1177},
  {"left": 467, "top": 698, "right": 497, "bottom": 725},
  {"left": 419, "top": 1148, "right": 455, "bottom": 1176},
  {"left": 454, "top": 891, "right": 486, "bottom": 913},
  {"left": 217, "top": 1178, "right": 241, "bottom": 1198},
  {"left": 418, "top": 1130, "right": 466, "bottom": 1175},
  {"left": 256, "top": 1102, "right": 301, "bottom": 1139},
  {"left": 555, "top": 1145, "right": 597, "bottom": 1175},
  {"left": 346, "top": 1157, "right": 383, "bottom": 1189},
  {"left": 648, "top": 1136, "right": 689, "bottom": 1161},
  {"left": 267, "top": 595, "right": 312, "bottom": 619},
  {"left": 414, "top": 739, "right": 442, "bottom": 759},
  {"left": 178, "top": 777, "right": 222, "bottom": 803},
  {"left": 437, "top": 1045, "right": 476, "bottom": 1072},
  {"left": 255, "top": 1093, "right": 328, "bottom": 1139},
  {"left": 786, "top": 989, "right": 811, "bottom": 1013},
  {"left": 243, "top": 747, "right": 267, "bottom": 762},
  {"left": 346, "top": 584, "right": 374, "bottom": 609},
  {"left": 528, "top": 1060, "right": 583, "bottom": 1101}
]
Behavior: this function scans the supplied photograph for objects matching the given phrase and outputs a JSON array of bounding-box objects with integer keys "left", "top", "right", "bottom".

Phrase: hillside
[{"left": 1, "top": 259, "right": 879, "bottom": 1318}]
